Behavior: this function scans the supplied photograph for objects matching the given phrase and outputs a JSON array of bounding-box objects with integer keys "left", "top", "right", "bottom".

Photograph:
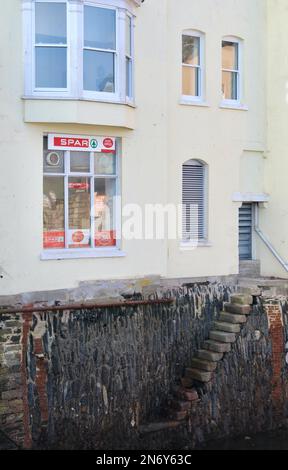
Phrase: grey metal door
[{"left": 239, "top": 203, "right": 253, "bottom": 260}]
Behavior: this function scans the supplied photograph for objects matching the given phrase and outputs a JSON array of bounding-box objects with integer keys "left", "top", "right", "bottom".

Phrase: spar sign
[{"left": 48, "top": 134, "right": 116, "bottom": 153}]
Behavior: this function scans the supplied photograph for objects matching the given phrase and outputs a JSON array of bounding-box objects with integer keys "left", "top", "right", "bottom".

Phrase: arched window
[
  {"left": 182, "top": 30, "right": 205, "bottom": 101},
  {"left": 222, "top": 36, "right": 243, "bottom": 104},
  {"left": 182, "top": 159, "right": 208, "bottom": 242}
]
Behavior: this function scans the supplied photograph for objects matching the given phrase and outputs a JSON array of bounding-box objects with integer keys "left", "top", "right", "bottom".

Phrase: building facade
[{"left": 0, "top": 0, "right": 285, "bottom": 298}]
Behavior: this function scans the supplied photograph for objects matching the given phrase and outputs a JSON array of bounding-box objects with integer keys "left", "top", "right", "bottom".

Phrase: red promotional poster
[
  {"left": 68, "top": 182, "right": 90, "bottom": 190},
  {"left": 43, "top": 231, "right": 65, "bottom": 249},
  {"left": 95, "top": 231, "right": 116, "bottom": 247}
]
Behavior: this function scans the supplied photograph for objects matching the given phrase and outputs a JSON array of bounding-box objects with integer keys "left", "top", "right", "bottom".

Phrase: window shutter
[{"left": 182, "top": 162, "right": 205, "bottom": 240}]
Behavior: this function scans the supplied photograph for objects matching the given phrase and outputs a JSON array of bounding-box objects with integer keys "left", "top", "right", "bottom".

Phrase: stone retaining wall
[{"left": 1, "top": 282, "right": 288, "bottom": 450}]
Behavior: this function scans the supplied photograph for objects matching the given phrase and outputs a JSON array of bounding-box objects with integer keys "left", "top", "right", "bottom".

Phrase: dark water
[{"left": 200, "top": 429, "right": 288, "bottom": 450}]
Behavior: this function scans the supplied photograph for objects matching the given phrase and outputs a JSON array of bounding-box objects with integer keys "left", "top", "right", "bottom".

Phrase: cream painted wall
[
  {"left": 166, "top": 0, "right": 266, "bottom": 278},
  {"left": 260, "top": 0, "right": 288, "bottom": 279},
  {"left": 0, "top": 0, "right": 269, "bottom": 296}
]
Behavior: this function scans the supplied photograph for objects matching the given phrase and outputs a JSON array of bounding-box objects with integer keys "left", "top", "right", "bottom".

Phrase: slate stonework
[{"left": 1, "top": 282, "right": 288, "bottom": 450}]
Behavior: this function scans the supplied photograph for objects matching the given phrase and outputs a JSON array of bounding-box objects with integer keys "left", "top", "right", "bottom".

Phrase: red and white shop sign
[
  {"left": 68, "top": 229, "right": 91, "bottom": 248},
  {"left": 43, "top": 231, "right": 65, "bottom": 249},
  {"left": 68, "top": 182, "right": 90, "bottom": 190},
  {"left": 95, "top": 230, "right": 116, "bottom": 247},
  {"left": 48, "top": 134, "right": 116, "bottom": 153}
]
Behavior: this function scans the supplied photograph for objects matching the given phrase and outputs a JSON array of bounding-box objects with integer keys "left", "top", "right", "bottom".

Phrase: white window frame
[
  {"left": 30, "top": 0, "right": 70, "bottom": 96},
  {"left": 181, "top": 30, "right": 205, "bottom": 104},
  {"left": 125, "top": 11, "right": 134, "bottom": 102},
  {"left": 42, "top": 135, "right": 124, "bottom": 260},
  {"left": 221, "top": 36, "right": 243, "bottom": 107},
  {"left": 181, "top": 159, "right": 209, "bottom": 245},
  {"left": 23, "top": 0, "right": 136, "bottom": 104},
  {"left": 82, "top": 2, "right": 119, "bottom": 102}
]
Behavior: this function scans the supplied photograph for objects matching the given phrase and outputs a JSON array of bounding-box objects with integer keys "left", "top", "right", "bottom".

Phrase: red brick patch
[{"left": 265, "top": 303, "right": 285, "bottom": 416}]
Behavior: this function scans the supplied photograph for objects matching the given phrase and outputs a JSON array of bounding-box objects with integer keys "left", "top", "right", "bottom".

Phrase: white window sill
[
  {"left": 41, "top": 248, "right": 126, "bottom": 261},
  {"left": 22, "top": 95, "right": 136, "bottom": 108},
  {"left": 179, "top": 97, "right": 210, "bottom": 108},
  {"left": 220, "top": 102, "right": 248, "bottom": 111},
  {"left": 180, "top": 241, "right": 212, "bottom": 251}
]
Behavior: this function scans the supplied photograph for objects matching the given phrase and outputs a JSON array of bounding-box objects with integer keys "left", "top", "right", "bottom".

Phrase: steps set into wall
[{"left": 139, "top": 293, "right": 253, "bottom": 433}]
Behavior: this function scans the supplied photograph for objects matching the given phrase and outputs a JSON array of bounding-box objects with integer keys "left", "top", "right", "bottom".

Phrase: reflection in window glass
[
  {"left": 35, "top": 47, "right": 67, "bottom": 88},
  {"left": 35, "top": 2, "right": 67, "bottom": 44},
  {"left": 43, "top": 137, "right": 64, "bottom": 174},
  {"left": 70, "top": 152, "right": 90, "bottom": 173},
  {"left": 222, "top": 70, "right": 238, "bottom": 100},
  {"left": 222, "top": 41, "right": 238, "bottom": 70},
  {"left": 83, "top": 50, "right": 114, "bottom": 92},
  {"left": 94, "top": 178, "right": 116, "bottom": 246},
  {"left": 68, "top": 177, "right": 91, "bottom": 248},
  {"left": 94, "top": 153, "right": 116, "bottom": 175},
  {"left": 182, "top": 36, "right": 200, "bottom": 66},
  {"left": 43, "top": 177, "right": 65, "bottom": 248},
  {"left": 182, "top": 66, "right": 199, "bottom": 97},
  {"left": 84, "top": 6, "right": 116, "bottom": 50}
]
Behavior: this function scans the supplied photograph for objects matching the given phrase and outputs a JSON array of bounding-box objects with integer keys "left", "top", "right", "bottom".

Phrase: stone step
[
  {"left": 224, "top": 303, "right": 251, "bottom": 315},
  {"left": 203, "top": 340, "right": 231, "bottom": 353},
  {"left": 219, "top": 312, "right": 247, "bottom": 324},
  {"left": 185, "top": 368, "right": 212, "bottom": 383},
  {"left": 214, "top": 321, "right": 240, "bottom": 334},
  {"left": 230, "top": 294, "right": 253, "bottom": 306},
  {"left": 209, "top": 330, "right": 236, "bottom": 344},
  {"left": 190, "top": 358, "right": 217, "bottom": 372},
  {"left": 197, "top": 349, "right": 224, "bottom": 362},
  {"left": 175, "top": 387, "right": 199, "bottom": 402},
  {"left": 180, "top": 376, "right": 193, "bottom": 389}
]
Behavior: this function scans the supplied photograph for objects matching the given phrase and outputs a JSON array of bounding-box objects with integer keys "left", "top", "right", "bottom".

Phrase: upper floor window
[
  {"left": 182, "top": 30, "right": 204, "bottom": 101},
  {"left": 24, "top": 0, "right": 136, "bottom": 103},
  {"left": 222, "top": 38, "right": 242, "bottom": 103},
  {"left": 35, "top": 1, "right": 68, "bottom": 89}
]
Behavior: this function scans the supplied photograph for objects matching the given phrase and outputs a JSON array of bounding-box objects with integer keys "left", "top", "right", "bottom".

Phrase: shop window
[{"left": 43, "top": 135, "right": 119, "bottom": 253}]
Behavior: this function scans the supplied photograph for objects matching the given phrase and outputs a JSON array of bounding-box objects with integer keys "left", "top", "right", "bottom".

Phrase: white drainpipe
[{"left": 254, "top": 204, "right": 288, "bottom": 273}]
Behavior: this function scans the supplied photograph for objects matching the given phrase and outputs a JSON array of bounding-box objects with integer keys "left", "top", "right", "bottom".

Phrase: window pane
[
  {"left": 68, "top": 177, "right": 91, "bottom": 248},
  {"left": 94, "top": 153, "right": 116, "bottom": 175},
  {"left": 222, "top": 71, "right": 238, "bottom": 100},
  {"left": 43, "top": 137, "right": 64, "bottom": 173},
  {"left": 70, "top": 152, "right": 90, "bottom": 173},
  {"left": 182, "top": 35, "right": 200, "bottom": 66},
  {"left": 35, "top": 2, "right": 66, "bottom": 44},
  {"left": 126, "top": 57, "right": 132, "bottom": 98},
  {"left": 43, "top": 177, "right": 65, "bottom": 249},
  {"left": 222, "top": 41, "right": 238, "bottom": 70},
  {"left": 83, "top": 50, "right": 114, "bottom": 92},
  {"left": 94, "top": 178, "right": 116, "bottom": 247},
  {"left": 84, "top": 6, "right": 116, "bottom": 50},
  {"left": 126, "top": 15, "right": 132, "bottom": 56},
  {"left": 35, "top": 47, "right": 67, "bottom": 88},
  {"left": 182, "top": 66, "right": 200, "bottom": 96}
]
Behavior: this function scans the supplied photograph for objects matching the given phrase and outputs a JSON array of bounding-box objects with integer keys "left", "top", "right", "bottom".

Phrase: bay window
[
  {"left": 43, "top": 135, "right": 121, "bottom": 258},
  {"left": 24, "top": 0, "right": 136, "bottom": 103}
]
